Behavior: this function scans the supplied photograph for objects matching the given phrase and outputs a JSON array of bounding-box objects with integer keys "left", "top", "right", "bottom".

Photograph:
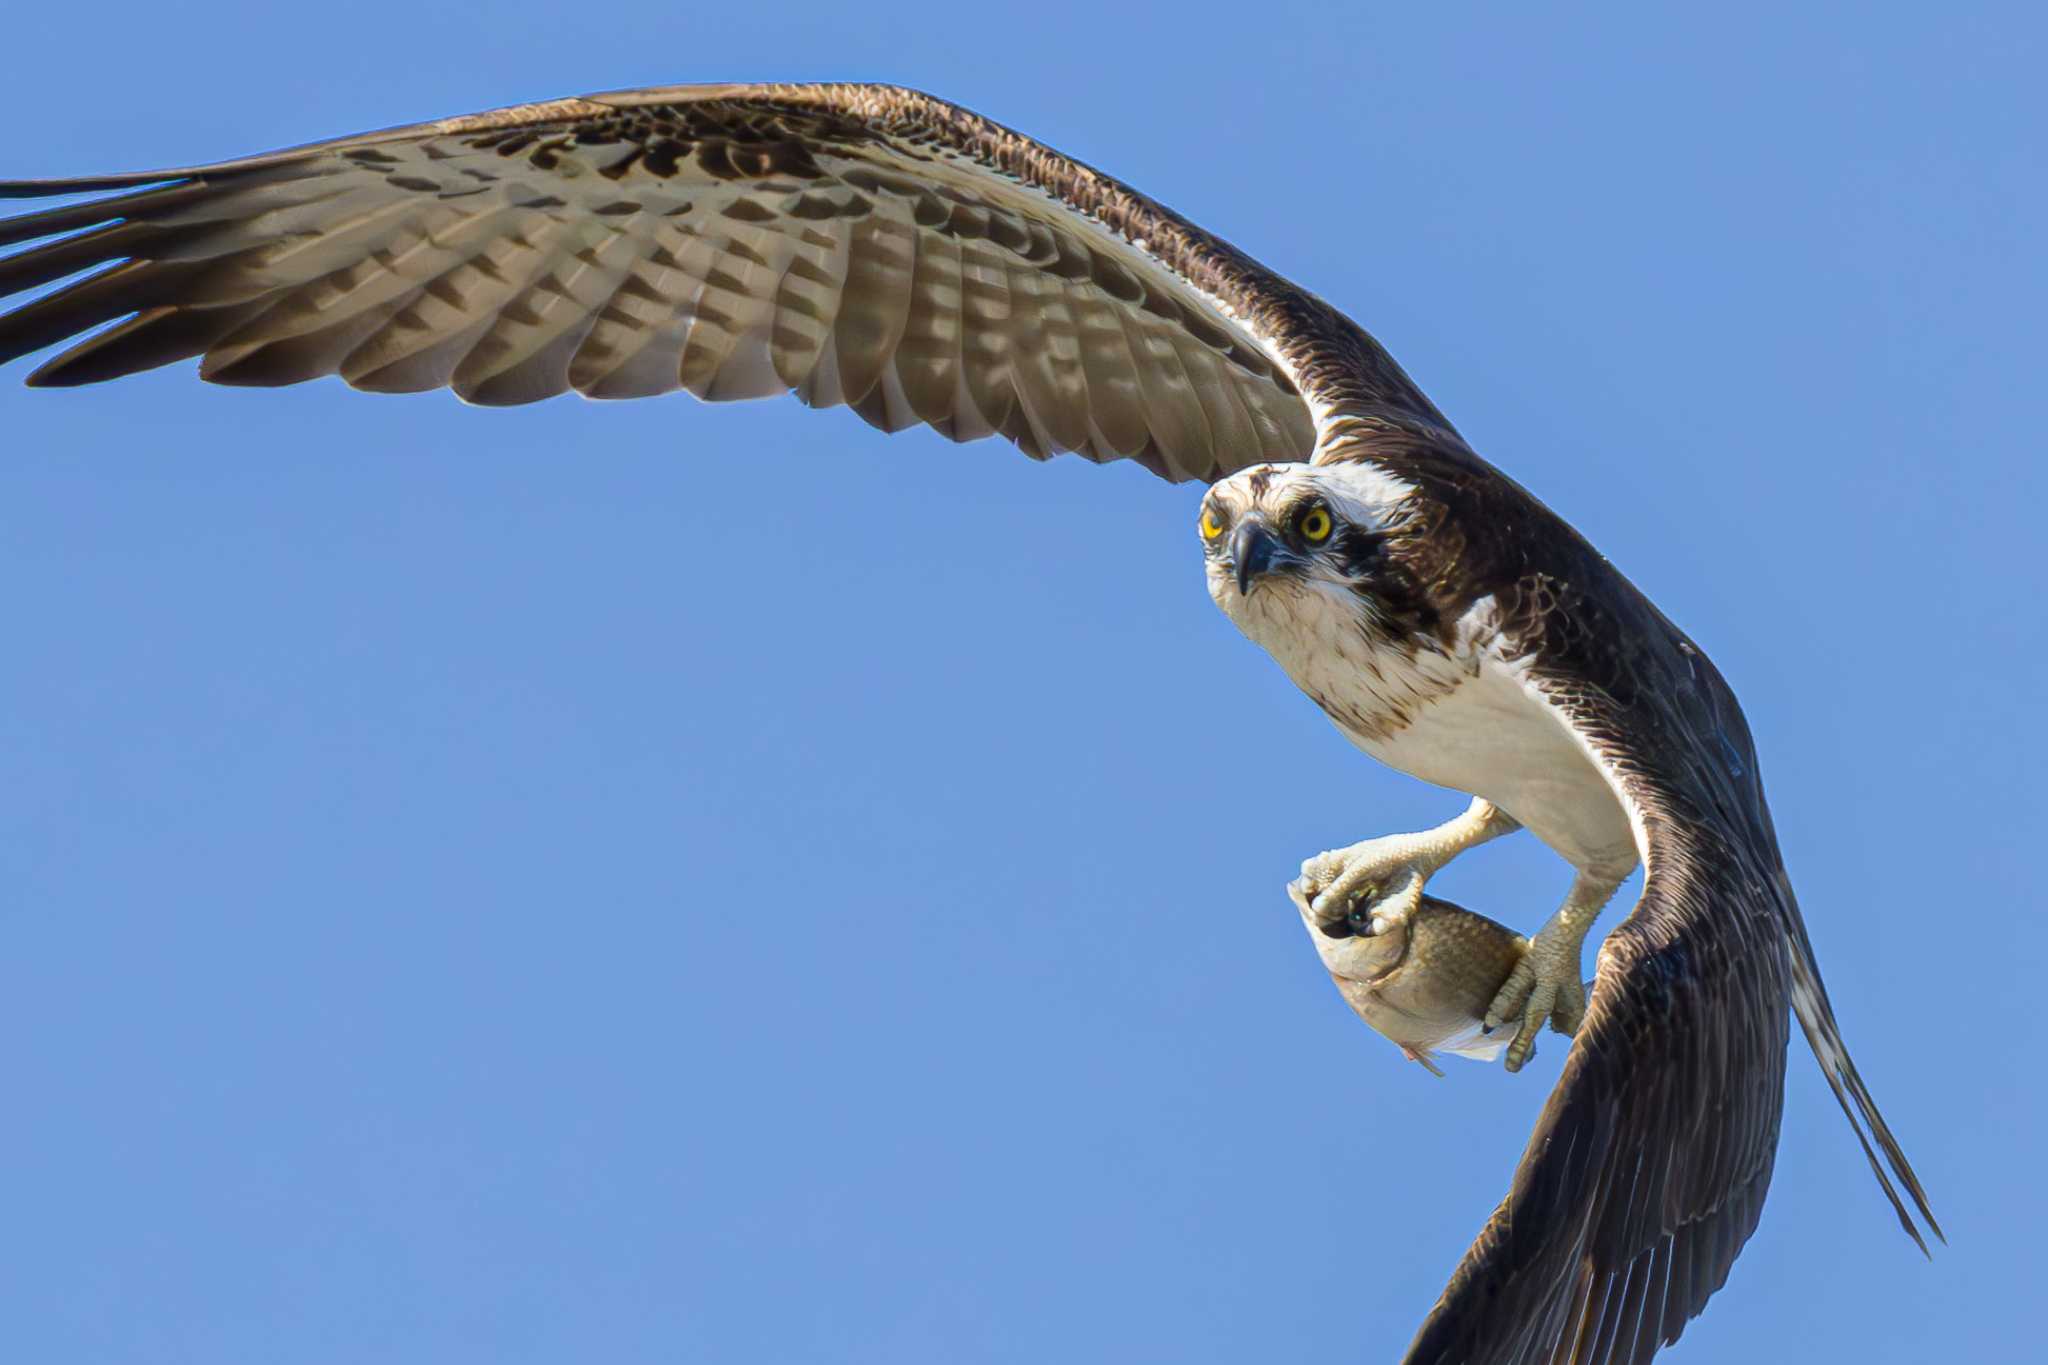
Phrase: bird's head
[{"left": 1198, "top": 461, "right": 1411, "bottom": 632}]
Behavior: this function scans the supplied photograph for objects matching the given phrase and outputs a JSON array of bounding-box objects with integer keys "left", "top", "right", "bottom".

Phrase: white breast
[
  {"left": 1225, "top": 582, "right": 1637, "bottom": 877},
  {"left": 1352, "top": 657, "right": 1635, "bottom": 875}
]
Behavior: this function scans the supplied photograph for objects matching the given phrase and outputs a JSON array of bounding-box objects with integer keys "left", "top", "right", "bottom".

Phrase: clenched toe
[{"left": 1485, "top": 960, "right": 1588, "bottom": 1072}]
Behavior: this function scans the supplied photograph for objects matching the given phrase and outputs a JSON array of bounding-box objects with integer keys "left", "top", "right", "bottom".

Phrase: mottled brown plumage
[{"left": 0, "top": 83, "right": 1938, "bottom": 1364}]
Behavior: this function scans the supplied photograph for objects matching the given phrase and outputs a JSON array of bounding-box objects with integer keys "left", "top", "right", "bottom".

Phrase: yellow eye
[
  {"left": 1299, "top": 504, "right": 1333, "bottom": 543},
  {"left": 1199, "top": 508, "right": 1225, "bottom": 541}
]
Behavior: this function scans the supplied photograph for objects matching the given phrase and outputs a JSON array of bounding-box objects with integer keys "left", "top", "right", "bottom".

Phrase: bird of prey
[{"left": 0, "top": 83, "right": 1938, "bottom": 1361}]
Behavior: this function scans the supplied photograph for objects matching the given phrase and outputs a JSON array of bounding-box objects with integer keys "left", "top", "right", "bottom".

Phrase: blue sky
[{"left": 1, "top": 4, "right": 2039, "bottom": 1361}]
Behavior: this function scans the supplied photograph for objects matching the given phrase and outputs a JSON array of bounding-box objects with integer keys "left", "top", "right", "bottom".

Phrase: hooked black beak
[{"left": 1231, "top": 520, "right": 1284, "bottom": 596}]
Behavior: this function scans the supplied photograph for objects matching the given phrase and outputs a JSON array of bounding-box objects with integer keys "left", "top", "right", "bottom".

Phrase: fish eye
[
  {"left": 1299, "top": 502, "right": 1334, "bottom": 544},
  {"left": 1199, "top": 507, "right": 1225, "bottom": 541}
]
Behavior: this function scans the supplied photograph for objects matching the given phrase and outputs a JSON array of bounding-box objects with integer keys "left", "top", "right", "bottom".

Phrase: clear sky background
[{"left": 1, "top": 4, "right": 2039, "bottom": 1362}]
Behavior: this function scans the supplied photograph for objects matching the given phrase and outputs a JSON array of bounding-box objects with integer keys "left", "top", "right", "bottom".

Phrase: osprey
[{"left": 0, "top": 83, "right": 1937, "bottom": 1361}]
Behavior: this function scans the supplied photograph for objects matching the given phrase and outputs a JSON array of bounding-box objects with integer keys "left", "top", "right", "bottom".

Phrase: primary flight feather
[{"left": 0, "top": 82, "right": 1938, "bottom": 1362}]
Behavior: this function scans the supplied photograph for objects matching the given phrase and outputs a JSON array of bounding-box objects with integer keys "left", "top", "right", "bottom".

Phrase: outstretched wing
[
  {"left": 1403, "top": 795, "right": 1790, "bottom": 1365},
  {"left": 1396, "top": 563, "right": 1939, "bottom": 1365},
  {"left": 0, "top": 83, "right": 1450, "bottom": 482}
]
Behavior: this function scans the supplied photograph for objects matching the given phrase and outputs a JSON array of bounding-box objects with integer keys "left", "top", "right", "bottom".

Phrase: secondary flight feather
[{"left": 0, "top": 82, "right": 1938, "bottom": 1362}]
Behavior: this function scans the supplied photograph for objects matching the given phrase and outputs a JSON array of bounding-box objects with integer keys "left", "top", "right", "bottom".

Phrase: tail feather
[{"left": 1785, "top": 927, "right": 1942, "bottom": 1253}]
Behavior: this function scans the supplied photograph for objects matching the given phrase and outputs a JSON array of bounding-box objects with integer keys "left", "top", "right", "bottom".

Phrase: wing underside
[{"left": 0, "top": 83, "right": 1416, "bottom": 482}]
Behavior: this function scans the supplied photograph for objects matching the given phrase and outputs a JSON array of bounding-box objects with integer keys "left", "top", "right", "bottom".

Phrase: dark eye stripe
[{"left": 1331, "top": 526, "right": 1387, "bottom": 577}]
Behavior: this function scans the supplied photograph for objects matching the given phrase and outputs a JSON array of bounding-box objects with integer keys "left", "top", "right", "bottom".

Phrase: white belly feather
[
  {"left": 1347, "top": 659, "right": 1636, "bottom": 876},
  {"left": 1227, "top": 581, "right": 1637, "bottom": 876}
]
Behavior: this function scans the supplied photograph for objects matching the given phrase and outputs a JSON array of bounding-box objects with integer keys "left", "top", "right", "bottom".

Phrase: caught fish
[{"left": 1291, "top": 889, "right": 1533, "bottom": 1076}]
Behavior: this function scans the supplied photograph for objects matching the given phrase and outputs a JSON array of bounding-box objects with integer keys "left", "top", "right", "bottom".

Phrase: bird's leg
[
  {"left": 1483, "top": 868, "right": 1626, "bottom": 1071},
  {"left": 1289, "top": 797, "right": 1519, "bottom": 937}
]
